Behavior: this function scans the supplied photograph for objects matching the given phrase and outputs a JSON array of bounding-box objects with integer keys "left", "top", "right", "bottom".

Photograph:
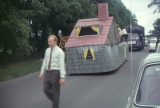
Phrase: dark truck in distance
[{"left": 124, "top": 25, "right": 145, "bottom": 51}]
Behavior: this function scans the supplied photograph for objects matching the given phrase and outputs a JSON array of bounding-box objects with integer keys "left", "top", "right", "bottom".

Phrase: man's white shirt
[{"left": 40, "top": 45, "right": 66, "bottom": 78}]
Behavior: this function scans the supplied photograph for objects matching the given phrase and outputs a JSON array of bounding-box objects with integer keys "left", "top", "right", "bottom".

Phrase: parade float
[{"left": 65, "top": 3, "right": 129, "bottom": 74}]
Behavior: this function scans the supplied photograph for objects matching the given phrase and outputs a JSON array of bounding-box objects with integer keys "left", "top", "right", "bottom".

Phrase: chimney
[{"left": 98, "top": 3, "right": 109, "bottom": 21}]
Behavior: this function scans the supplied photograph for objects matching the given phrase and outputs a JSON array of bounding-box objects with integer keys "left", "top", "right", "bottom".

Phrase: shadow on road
[{"left": 68, "top": 70, "right": 116, "bottom": 76}]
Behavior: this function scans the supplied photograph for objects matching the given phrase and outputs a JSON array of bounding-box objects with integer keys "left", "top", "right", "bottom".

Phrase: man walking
[{"left": 39, "top": 35, "right": 66, "bottom": 108}]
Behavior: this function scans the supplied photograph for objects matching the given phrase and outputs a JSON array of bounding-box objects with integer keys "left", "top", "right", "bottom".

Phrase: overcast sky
[{"left": 121, "top": 0, "right": 159, "bottom": 35}]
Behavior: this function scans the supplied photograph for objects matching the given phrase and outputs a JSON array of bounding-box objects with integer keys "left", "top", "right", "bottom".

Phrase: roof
[
  {"left": 142, "top": 53, "right": 160, "bottom": 66},
  {"left": 65, "top": 3, "right": 115, "bottom": 48},
  {"left": 65, "top": 17, "right": 113, "bottom": 47}
]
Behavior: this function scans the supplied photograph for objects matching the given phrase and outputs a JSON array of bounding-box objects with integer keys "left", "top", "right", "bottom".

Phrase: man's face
[{"left": 48, "top": 37, "right": 56, "bottom": 47}]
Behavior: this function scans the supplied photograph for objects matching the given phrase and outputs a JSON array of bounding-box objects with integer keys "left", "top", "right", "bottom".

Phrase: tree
[
  {"left": 152, "top": 18, "right": 160, "bottom": 47},
  {"left": 148, "top": 0, "right": 160, "bottom": 13},
  {"left": 149, "top": 19, "right": 160, "bottom": 36},
  {"left": 22, "top": 0, "right": 51, "bottom": 54},
  {"left": 27, "top": 0, "right": 97, "bottom": 54},
  {"left": 0, "top": 0, "right": 32, "bottom": 64},
  {"left": 90, "top": 0, "right": 138, "bottom": 28},
  {"left": 153, "top": 18, "right": 160, "bottom": 33},
  {"left": 47, "top": 0, "right": 97, "bottom": 36}
]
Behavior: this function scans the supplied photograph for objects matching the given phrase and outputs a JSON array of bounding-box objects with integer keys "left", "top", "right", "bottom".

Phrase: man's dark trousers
[{"left": 43, "top": 70, "right": 60, "bottom": 108}]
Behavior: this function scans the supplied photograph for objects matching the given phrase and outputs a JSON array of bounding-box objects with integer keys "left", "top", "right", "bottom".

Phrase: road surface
[{"left": 0, "top": 47, "right": 150, "bottom": 108}]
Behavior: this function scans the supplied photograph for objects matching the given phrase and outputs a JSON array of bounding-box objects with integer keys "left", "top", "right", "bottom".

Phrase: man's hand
[
  {"left": 59, "top": 78, "right": 65, "bottom": 85},
  {"left": 39, "top": 74, "right": 43, "bottom": 80}
]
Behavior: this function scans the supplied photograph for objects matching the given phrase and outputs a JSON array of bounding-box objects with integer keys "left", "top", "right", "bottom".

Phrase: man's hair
[{"left": 48, "top": 35, "right": 58, "bottom": 42}]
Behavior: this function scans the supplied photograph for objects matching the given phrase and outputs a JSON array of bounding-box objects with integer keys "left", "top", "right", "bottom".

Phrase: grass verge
[{"left": 0, "top": 60, "right": 42, "bottom": 82}]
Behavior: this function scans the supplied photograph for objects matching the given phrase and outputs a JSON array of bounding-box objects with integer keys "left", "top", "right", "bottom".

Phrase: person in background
[
  {"left": 58, "top": 30, "right": 62, "bottom": 46},
  {"left": 39, "top": 35, "right": 66, "bottom": 108},
  {"left": 121, "top": 28, "right": 128, "bottom": 42},
  {"left": 117, "top": 25, "right": 122, "bottom": 36}
]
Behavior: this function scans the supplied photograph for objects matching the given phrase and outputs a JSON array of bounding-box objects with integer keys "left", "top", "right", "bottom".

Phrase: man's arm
[
  {"left": 58, "top": 50, "right": 66, "bottom": 85},
  {"left": 39, "top": 50, "right": 47, "bottom": 80},
  {"left": 59, "top": 51, "right": 66, "bottom": 78},
  {"left": 58, "top": 50, "right": 66, "bottom": 79}
]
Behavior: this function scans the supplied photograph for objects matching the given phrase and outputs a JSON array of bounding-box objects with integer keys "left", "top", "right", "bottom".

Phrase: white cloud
[{"left": 121, "top": 0, "right": 159, "bottom": 35}]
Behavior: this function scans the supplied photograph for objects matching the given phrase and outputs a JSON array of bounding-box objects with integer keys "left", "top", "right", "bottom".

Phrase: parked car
[
  {"left": 148, "top": 39, "right": 157, "bottom": 52},
  {"left": 125, "top": 53, "right": 160, "bottom": 108},
  {"left": 145, "top": 38, "right": 148, "bottom": 46},
  {"left": 156, "top": 43, "right": 160, "bottom": 53}
]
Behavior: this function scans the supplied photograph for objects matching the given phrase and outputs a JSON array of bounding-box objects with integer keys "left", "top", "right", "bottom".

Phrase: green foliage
[
  {"left": 93, "top": 0, "right": 138, "bottom": 28},
  {"left": 0, "top": 60, "right": 41, "bottom": 82},
  {"left": 47, "top": 0, "right": 97, "bottom": 35},
  {"left": 152, "top": 18, "right": 160, "bottom": 38},
  {"left": 0, "top": 0, "right": 32, "bottom": 64},
  {"left": 153, "top": 18, "right": 160, "bottom": 32},
  {"left": 148, "top": 0, "right": 160, "bottom": 13}
]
